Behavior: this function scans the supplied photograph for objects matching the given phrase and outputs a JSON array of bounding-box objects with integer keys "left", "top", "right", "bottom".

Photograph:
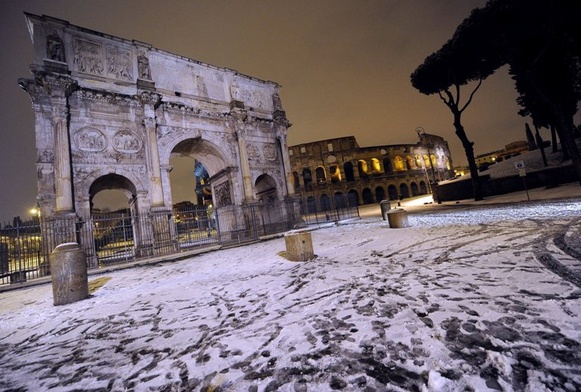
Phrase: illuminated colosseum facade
[{"left": 288, "top": 132, "right": 454, "bottom": 206}]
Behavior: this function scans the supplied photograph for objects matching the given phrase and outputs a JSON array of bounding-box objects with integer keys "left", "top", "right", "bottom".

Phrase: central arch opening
[
  {"left": 170, "top": 138, "right": 220, "bottom": 208},
  {"left": 169, "top": 137, "right": 228, "bottom": 248},
  {"left": 170, "top": 157, "right": 211, "bottom": 207}
]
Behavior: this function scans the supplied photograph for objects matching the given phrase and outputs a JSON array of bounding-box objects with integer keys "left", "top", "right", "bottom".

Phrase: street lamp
[
  {"left": 30, "top": 207, "right": 40, "bottom": 222},
  {"left": 416, "top": 127, "right": 441, "bottom": 204}
]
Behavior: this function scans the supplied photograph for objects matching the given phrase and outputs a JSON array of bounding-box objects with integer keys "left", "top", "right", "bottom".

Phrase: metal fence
[
  {"left": 0, "top": 221, "right": 45, "bottom": 284},
  {"left": 0, "top": 195, "right": 358, "bottom": 286},
  {"left": 299, "top": 193, "right": 360, "bottom": 226}
]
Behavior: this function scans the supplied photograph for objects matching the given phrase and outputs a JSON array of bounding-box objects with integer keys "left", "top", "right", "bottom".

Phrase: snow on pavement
[{"left": 1, "top": 197, "right": 581, "bottom": 392}]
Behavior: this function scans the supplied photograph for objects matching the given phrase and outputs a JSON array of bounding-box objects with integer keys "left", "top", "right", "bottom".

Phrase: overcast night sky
[{"left": 0, "top": 0, "right": 572, "bottom": 222}]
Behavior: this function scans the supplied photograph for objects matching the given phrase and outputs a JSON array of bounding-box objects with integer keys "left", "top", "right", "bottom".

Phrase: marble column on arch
[
  {"left": 275, "top": 125, "right": 295, "bottom": 198},
  {"left": 52, "top": 103, "right": 74, "bottom": 213},
  {"left": 42, "top": 74, "right": 77, "bottom": 214},
  {"left": 233, "top": 113, "right": 254, "bottom": 202},
  {"left": 138, "top": 91, "right": 164, "bottom": 208}
]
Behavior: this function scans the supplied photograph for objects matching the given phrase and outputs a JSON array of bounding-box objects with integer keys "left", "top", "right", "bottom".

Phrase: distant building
[
  {"left": 453, "top": 165, "right": 470, "bottom": 177},
  {"left": 288, "top": 133, "right": 454, "bottom": 205},
  {"left": 475, "top": 141, "right": 529, "bottom": 167}
]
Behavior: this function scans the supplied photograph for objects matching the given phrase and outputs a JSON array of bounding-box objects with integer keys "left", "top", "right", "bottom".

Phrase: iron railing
[
  {"left": 0, "top": 221, "right": 44, "bottom": 284},
  {"left": 0, "top": 195, "right": 359, "bottom": 286}
]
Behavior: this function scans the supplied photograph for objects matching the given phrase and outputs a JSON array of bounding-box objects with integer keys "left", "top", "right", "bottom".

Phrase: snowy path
[{"left": 1, "top": 199, "right": 580, "bottom": 391}]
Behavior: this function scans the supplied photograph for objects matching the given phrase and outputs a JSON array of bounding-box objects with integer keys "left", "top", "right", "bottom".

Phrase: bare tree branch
[
  {"left": 439, "top": 88, "right": 457, "bottom": 111},
  {"left": 460, "top": 77, "right": 483, "bottom": 113}
]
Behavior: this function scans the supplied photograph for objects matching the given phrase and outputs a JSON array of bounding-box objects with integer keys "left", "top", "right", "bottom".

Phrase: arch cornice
[
  {"left": 72, "top": 86, "right": 140, "bottom": 107},
  {"left": 160, "top": 100, "right": 230, "bottom": 121}
]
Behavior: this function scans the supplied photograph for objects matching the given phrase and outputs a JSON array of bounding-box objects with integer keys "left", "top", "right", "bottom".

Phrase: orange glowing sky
[{"left": 1, "top": 0, "right": 575, "bottom": 221}]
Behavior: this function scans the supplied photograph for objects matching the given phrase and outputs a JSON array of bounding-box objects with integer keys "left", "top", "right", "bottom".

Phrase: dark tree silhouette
[
  {"left": 411, "top": 0, "right": 581, "bottom": 197},
  {"left": 502, "top": 0, "right": 581, "bottom": 183},
  {"left": 411, "top": 6, "right": 505, "bottom": 201}
]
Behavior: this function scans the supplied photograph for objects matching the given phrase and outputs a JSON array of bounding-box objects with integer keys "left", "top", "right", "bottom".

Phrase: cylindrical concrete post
[
  {"left": 387, "top": 208, "right": 409, "bottom": 228},
  {"left": 284, "top": 231, "right": 314, "bottom": 261},
  {"left": 379, "top": 200, "right": 391, "bottom": 220},
  {"left": 50, "top": 242, "right": 89, "bottom": 306}
]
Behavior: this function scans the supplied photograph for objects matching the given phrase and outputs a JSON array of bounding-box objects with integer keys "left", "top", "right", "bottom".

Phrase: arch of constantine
[{"left": 18, "top": 14, "right": 294, "bottom": 266}]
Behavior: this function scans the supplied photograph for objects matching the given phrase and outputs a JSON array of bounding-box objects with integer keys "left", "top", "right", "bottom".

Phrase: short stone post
[
  {"left": 284, "top": 231, "right": 314, "bottom": 261},
  {"left": 387, "top": 208, "right": 409, "bottom": 228},
  {"left": 379, "top": 200, "right": 391, "bottom": 220},
  {"left": 50, "top": 243, "right": 89, "bottom": 306}
]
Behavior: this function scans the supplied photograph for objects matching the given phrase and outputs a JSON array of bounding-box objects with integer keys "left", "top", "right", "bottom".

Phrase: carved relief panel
[
  {"left": 38, "top": 150, "right": 55, "bottom": 164},
  {"left": 247, "top": 143, "right": 260, "bottom": 160},
  {"left": 112, "top": 130, "right": 142, "bottom": 153},
  {"left": 214, "top": 181, "right": 232, "bottom": 207},
  {"left": 73, "top": 127, "right": 107, "bottom": 152},
  {"left": 106, "top": 45, "right": 133, "bottom": 81},
  {"left": 246, "top": 142, "right": 278, "bottom": 163},
  {"left": 74, "top": 38, "right": 135, "bottom": 82},
  {"left": 73, "top": 38, "right": 104, "bottom": 76},
  {"left": 263, "top": 144, "right": 277, "bottom": 161},
  {"left": 71, "top": 126, "right": 144, "bottom": 164}
]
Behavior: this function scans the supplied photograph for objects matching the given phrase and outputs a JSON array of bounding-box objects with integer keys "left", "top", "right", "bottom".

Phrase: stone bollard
[
  {"left": 50, "top": 242, "right": 89, "bottom": 306},
  {"left": 284, "top": 231, "right": 314, "bottom": 261},
  {"left": 379, "top": 200, "right": 391, "bottom": 220},
  {"left": 387, "top": 208, "right": 409, "bottom": 228}
]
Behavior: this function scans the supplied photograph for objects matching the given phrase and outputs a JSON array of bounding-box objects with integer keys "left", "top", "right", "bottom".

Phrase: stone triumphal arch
[{"left": 19, "top": 14, "right": 294, "bottom": 262}]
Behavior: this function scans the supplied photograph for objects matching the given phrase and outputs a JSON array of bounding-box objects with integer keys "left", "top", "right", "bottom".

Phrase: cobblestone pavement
[{"left": 1, "top": 198, "right": 580, "bottom": 392}]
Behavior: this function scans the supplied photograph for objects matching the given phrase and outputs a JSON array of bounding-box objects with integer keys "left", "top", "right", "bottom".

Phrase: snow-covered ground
[{"left": 1, "top": 186, "right": 580, "bottom": 392}]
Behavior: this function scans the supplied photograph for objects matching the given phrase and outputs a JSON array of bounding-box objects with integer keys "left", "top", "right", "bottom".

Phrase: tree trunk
[
  {"left": 534, "top": 124, "right": 548, "bottom": 167},
  {"left": 550, "top": 125, "right": 559, "bottom": 153},
  {"left": 559, "top": 125, "right": 571, "bottom": 160},
  {"left": 554, "top": 114, "right": 581, "bottom": 186},
  {"left": 453, "top": 112, "right": 483, "bottom": 201},
  {"left": 525, "top": 123, "right": 537, "bottom": 150},
  {"left": 528, "top": 78, "right": 578, "bottom": 183}
]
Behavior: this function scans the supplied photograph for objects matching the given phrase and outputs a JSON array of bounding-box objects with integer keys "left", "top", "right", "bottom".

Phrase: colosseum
[{"left": 288, "top": 132, "right": 455, "bottom": 207}]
